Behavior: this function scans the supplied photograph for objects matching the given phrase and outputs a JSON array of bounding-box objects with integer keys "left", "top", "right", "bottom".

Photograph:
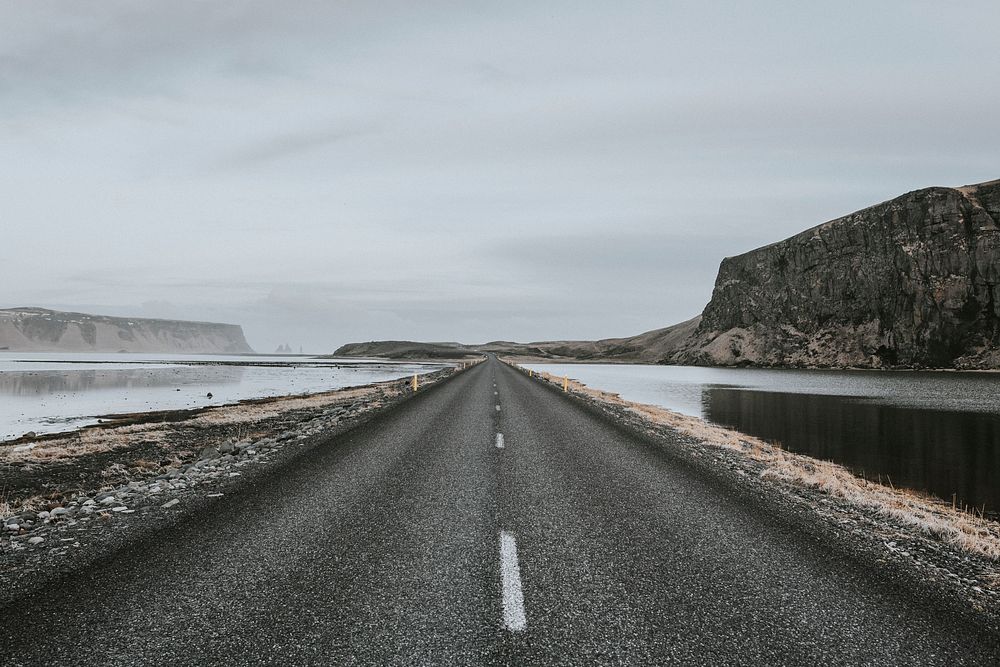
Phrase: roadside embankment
[
  {"left": 507, "top": 360, "right": 1000, "bottom": 623},
  {"left": 0, "top": 360, "right": 480, "bottom": 604}
]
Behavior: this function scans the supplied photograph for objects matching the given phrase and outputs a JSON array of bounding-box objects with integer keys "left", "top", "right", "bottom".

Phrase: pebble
[{"left": 0, "top": 396, "right": 389, "bottom": 556}]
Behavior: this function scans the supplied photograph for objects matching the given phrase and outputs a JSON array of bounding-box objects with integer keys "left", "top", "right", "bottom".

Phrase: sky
[{"left": 3, "top": 1, "right": 999, "bottom": 353}]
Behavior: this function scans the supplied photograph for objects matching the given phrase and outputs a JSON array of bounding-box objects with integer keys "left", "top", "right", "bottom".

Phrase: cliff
[
  {"left": 0, "top": 308, "right": 254, "bottom": 354},
  {"left": 672, "top": 179, "right": 1000, "bottom": 369}
]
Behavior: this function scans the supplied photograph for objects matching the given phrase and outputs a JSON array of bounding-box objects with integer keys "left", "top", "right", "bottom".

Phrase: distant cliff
[
  {"left": 0, "top": 308, "right": 254, "bottom": 354},
  {"left": 672, "top": 179, "right": 1000, "bottom": 369}
]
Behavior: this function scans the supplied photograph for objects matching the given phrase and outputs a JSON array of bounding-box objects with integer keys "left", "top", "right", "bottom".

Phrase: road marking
[
  {"left": 496, "top": 433, "right": 504, "bottom": 448},
  {"left": 499, "top": 531, "right": 527, "bottom": 632},
  {"left": 496, "top": 404, "right": 500, "bottom": 412},
  {"left": 494, "top": 391, "right": 498, "bottom": 395}
]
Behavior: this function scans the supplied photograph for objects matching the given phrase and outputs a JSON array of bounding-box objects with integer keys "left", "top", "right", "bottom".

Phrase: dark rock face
[{"left": 674, "top": 179, "right": 1000, "bottom": 369}]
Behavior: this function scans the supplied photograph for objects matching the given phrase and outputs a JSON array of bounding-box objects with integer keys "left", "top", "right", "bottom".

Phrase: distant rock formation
[
  {"left": 672, "top": 179, "right": 1000, "bottom": 369},
  {"left": 0, "top": 308, "right": 254, "bottom": 354},
  {"left": 332, "top": 317, "right": 701, "bottom": 362},
  {"left": 275, "top": 343, "right": 293, "bottom": 354}
]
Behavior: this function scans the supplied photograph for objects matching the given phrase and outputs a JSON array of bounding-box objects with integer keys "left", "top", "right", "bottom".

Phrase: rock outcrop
[
  {"left": 672, "top": 179, "right": 1000, "bottom": 369},
  {"left": 0, "top": 308, "right": 254, "bottom": 354}
]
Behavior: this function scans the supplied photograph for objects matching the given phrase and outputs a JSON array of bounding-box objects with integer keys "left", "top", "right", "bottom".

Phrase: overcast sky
[{"left": 3, "top": 1, "right": 999, "bottom": 352}]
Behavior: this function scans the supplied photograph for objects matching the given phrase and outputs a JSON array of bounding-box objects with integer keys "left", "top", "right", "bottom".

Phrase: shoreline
[
  {"left": 503, "top": 355, "right": 1000, "bottom": 372},
  {"left": 0, "top": 363, "right": 474, "bottom": 605},
  {"left": 0, "top": 356, "right": 454, "bottom": 445},
  {"left": 506, "top": 359, "right": 1000, "bottom": 629}
]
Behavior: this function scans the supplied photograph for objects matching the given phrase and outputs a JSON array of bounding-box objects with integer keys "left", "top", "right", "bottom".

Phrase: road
[{"left": 2, "top": 356, "right": 997, "bottom": 665}]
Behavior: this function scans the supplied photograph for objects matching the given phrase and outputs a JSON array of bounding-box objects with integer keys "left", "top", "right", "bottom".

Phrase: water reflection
[
  {"left": 704, "top": 387, "right": 1000, "bottom": 514},
  {"left": 0, "top": 355, "right": 448, "bottom": 441},
  {"left": 0, "top": 366, "right": 244, "bottom": 396}
]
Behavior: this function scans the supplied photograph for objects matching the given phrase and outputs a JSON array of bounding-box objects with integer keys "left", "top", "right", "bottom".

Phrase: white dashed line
[
  {"left": 496, "top": 404, "right": 501, "bottom": 412},
  {"left": 496, "top": 433, "right": 504, "bottom": 449},
  {"left": 499, "top": 531, "right": 527, "bottom": 632}
]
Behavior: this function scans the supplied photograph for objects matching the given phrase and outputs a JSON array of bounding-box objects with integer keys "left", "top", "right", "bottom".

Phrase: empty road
[{"left": 2, "top": 357, "right": 997, "bottom": 665}]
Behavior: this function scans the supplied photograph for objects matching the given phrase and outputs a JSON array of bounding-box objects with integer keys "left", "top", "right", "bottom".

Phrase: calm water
[
  {"left": 525, "top": 363, "right": 1000, "bottom": 514},
  {"left": 0, "top": 353, "right": 448, "bottom": 441}
]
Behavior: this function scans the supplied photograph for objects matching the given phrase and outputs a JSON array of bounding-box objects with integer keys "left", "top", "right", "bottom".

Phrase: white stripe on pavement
[
  {"left": 496, "top": 433, "right": 504, "bottom": 449},
  {"left": 499, "top": 531, "right": 527, "bottom": 632},
  {"left": 496, "top": 404, "right": 501, "bottom": 411}
]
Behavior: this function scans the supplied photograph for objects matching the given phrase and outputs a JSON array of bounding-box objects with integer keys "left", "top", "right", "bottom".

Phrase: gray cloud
[{"left": 4, "top": 1, "right": 1000, "bottom": 352}]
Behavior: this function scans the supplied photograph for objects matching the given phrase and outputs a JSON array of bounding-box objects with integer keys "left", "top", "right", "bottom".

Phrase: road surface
[{"left": 2, "top": 357, "right": 997, "bottom": 665}]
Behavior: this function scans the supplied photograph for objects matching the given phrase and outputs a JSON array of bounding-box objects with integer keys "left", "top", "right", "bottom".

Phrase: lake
[
  {"left": 523, "top": 363, "right": 1000, "bottom": 515},
  {"left": 0, "top": 353, "right": 449, "bottom": 442}
]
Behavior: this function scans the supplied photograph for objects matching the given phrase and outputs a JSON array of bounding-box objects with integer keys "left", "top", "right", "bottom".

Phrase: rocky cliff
[
  {"left": 672, "top": 179, "right": 1000, "bottom": 369},
  {"left": 0, "top": 308, "right": 254, "bottom": 354}
]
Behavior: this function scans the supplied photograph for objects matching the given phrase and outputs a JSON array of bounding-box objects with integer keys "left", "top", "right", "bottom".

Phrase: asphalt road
[{"left": 2, "top": 356, "right": 998, "bottom": 665}]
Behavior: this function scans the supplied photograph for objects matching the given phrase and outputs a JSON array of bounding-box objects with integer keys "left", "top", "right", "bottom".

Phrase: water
[
  {"left": 524, "top": 363, "right": 1000, "bottom": 514},
  {"left": 0, "top": 353, "right": 448, "bottom": 441}
]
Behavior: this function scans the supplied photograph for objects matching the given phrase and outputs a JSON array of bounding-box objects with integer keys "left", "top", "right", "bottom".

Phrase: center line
[
  {"left": 496, "top": 404, "right": 501, "bottom": 411},
  {"left": 499, "top": 531, "right": 527, "bottom": 632},
  {"left": 496, "top": 433, "right": 504, "bottom": 448}
]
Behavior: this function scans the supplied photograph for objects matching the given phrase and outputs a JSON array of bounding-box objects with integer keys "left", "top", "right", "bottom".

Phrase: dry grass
[
  {"left": 0, "top": 488, "right": 11, "bottom": 519},
  {"left": 0, "top": 491, "right": 51, "bottom": 519},
  {"left": 191, "top": 385, "right": 388, "bottom": 426},
  {"left": 0, "top": 382, "right": 401, "bottom": 466},
  {"left": 523, "top": 365, "right": 1000, "bottom": 560},
  {"left": 1, "top": 423, "right": 167, "bottom": 464}
]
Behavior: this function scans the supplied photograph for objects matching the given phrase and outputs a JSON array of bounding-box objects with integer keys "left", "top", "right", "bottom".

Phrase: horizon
[{"left": 4, "top": 2, "right": 999, "bottom": 352}]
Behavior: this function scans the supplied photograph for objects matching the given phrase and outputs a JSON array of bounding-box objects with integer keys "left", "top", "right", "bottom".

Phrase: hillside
[
  {"left": 332, "top": 317, "right": 700, "bottom": 362},
  {"left": 671, "top": 179, "right": 1000, "bottom": 368},
  {"left": 0, "top": 308, "right": 254, "bottom": 354}
]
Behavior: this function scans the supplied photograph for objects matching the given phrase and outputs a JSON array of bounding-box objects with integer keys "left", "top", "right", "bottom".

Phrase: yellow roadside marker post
[
  {"left": 563, "top": 376, "right": 568, "bottom": 392},
  {"left": 412, "top": 374, "right": 418, "bottom": 391}
]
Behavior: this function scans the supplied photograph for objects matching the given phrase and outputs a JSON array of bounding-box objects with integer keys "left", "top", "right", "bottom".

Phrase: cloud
[
  {"left": 3, "top": 1, "right": 1000, "bottom": 352},
  {"left": 217, "top": 123, "right": 379, "bottom": 169}
]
